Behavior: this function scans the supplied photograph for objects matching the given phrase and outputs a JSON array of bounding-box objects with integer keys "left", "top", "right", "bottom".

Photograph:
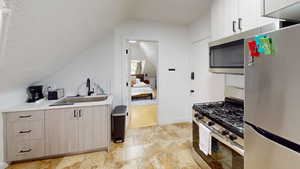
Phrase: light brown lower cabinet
[
  {"left": 4, "top": 110, "right": 45, "bottom": 162},
  {"left": 45, "top": 108, "right": 79, "bottom": 155},
  {"left": 45, "top": 106, "right": 109, "bottom": 156},
  {"left": 78, "top": 106, "right": 108, "bottom": 151},
  {"left": 4, "top": 105, "right": 110, "bottom": 162}
]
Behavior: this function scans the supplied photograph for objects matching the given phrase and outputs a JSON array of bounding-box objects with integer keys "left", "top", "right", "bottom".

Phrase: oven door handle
[
  {"left": 193, "top": 118, "right": 244, "bottom": 156},
  {"left": 193, "top": 117, "right": 244, "bottom": 156}
]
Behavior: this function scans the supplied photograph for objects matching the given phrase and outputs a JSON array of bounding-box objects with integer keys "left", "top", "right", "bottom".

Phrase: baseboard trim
[{"left": 0, "top": 162, "right": 8, "bottom": 169}]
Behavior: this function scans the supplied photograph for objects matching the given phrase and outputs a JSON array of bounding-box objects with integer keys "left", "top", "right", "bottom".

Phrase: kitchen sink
[{"left": 50, "top": 96, "right": 108, "bottom": 106}]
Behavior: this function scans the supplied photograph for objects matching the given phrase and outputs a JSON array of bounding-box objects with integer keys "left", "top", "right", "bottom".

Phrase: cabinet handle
[
  {"left": 19, "top": 130, "right": 32, "bottom": 134},
  {"left": 238, "top": 18, "right": 242, "bottom": 31},
  {"left": 19, "top": 115, "right": 32, "bottom": 119},
  {"left": 19, "top": 148, "right": 32, "bottom": 153},
  {"left": 232, "top": 20, "right": 237, "bottom": 33},
  {"left": 74, "top": 110, "right": 77, "bottom": 118},
  {"left": 79, "top": 110, "right": 82, "bottom": 118}
]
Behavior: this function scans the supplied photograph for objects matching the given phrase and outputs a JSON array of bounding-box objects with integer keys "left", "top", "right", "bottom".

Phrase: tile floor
[
  {"left": 129, "top": 105, "right": 158, "bottom": 128},
  {"left": 7, "top": 123, "right": 201, "bottom": 169}
]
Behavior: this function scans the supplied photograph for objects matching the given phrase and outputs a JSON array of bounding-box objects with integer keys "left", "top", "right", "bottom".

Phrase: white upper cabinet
[
  {"left": 238, "top": 0, "right": 276, "bottom": 31},
  {"left": 211, "top": 0, "right": 278, "bottom": 41},
  {"left": 264, "top": 0, "right": 300, "bottom": 21},
  {"left": 211, "top": 0, "right": 238, "bottom": 41},
  {"left": 264, "top": 0, "right": 300, "bottom": 14}
]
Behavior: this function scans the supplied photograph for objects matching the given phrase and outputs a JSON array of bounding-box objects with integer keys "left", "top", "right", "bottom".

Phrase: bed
[{"left": 131, "top": 80, "right": 155, "bottom": 100}]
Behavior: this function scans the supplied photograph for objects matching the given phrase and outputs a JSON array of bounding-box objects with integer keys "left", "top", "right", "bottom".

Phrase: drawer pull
[
  {"left": 19, "top": 115, "right": 32, "bottom": 119},
  {"left": 19, "top": 130, "right": 32, "bottom": 134},
  {"left": 79, "top": 109, "right": 82, "bottom": 118},
  {"left": 19, "top": 149, "right": 32, "bottom": 153}
]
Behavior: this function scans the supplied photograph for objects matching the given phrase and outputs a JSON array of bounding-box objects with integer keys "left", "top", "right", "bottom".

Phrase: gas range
[
  {"left": 193, "top": 97, "right": 244, "bottom": 138},
  {"left": 192, "top": 97, "right": 245, "bottom": 169}
]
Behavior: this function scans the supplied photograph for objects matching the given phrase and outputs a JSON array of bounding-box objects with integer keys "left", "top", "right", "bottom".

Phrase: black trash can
[{"left": 111, "top": 105, "right": 127, "bottom": 143}]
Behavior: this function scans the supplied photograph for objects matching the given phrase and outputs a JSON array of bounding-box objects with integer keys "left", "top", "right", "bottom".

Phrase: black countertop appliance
[{"left": 27, "top": 85, "right": 44, "bottom": 103}]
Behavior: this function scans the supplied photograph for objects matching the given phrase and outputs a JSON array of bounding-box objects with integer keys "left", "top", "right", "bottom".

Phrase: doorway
[{"left": 125, "top": 40, "right": 159, "bottom": 128}]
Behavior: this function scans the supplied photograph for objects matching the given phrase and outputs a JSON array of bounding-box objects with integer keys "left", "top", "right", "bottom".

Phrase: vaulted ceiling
[{"left": 0, "top": 0, "right": 210, "bottom": 94}]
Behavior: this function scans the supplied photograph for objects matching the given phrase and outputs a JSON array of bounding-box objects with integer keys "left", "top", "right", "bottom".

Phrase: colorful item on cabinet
[
  {"left": 255, "top": 35, "right": 266, "bottom": 53},
  {"left": 247, "top": 41, "right": 260, "bottom": 57},
  {"left": 260, "top": 37, "right": 275, "bottom": 56}
]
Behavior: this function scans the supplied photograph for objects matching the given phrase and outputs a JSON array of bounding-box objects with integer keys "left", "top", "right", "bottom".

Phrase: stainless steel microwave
[{"left": 208, "top": 23, "right": 277, "bottom": 74}]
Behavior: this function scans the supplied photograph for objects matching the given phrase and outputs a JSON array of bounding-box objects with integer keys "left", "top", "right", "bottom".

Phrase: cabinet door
[
  {"left": 93, "top": 106, "right": 108, "bottom": 148},
  {"left": 77, "top": 107, "right": 94, "bottom": 151},
  {"left": 78, "top": 106, "right": 108, "bottom": 151},
  {"left": 211, "top": 0, "right": 238, "bottom": 41},
  {"left": 45, "top": 108, "right": 78, "bottom": 155},
  {"left": 238, "top": 0, "right": 276, "bottom": 32}
]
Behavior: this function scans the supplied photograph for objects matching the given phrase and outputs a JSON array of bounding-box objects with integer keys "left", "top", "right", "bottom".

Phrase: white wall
[
  {"left": 188, "top": 12, "right": 225, "bottom": 108},
  {"left": 189, "top": 12, "right": 211, "bottom": 43},
  {"left": 115, "top": 20, "right": 192, "bottom": 124},
  {"left": 189, "top": 39, "right": 225, "bottom": 103},
  {"left": 0, "top": 0, "right": 131, "bottom": 94},
  {"left": 40, "top": 20, "right": 194, "bottom": 125},
  {"left": 226, "top": 75, "right": 245, "bottom": 89},
  {"left": 39, "top": 33, "right": 115, "bottom": 100}
]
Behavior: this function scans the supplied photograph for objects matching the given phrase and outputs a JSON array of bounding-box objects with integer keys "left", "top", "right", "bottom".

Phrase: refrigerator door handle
[{"left": 246, "top": 122, "right": 300, "bottom": 153}]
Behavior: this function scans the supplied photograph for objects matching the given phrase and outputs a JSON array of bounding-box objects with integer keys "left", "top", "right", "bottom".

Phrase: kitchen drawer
[
  {"left": 7, "top": 111, "right": 44, "bottom": 122},
  {"left": 7, "top": 120, "right": 44, "bottom": 141},
  {"left": 7, "top": 139, "right": 44, "bottom": 162}
]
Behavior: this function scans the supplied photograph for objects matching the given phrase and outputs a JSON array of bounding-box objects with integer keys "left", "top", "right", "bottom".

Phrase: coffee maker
[{"left": 27, "top": 86, "right": 44, "bottom": 103}]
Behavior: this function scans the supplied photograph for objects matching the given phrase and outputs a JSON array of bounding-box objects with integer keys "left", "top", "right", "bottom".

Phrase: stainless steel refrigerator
[{"left": 245, "top": 24, "right": 300, "bottom": 169}]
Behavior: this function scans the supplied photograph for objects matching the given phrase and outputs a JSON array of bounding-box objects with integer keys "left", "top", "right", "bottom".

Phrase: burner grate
[{"left": 193, "top": 98, "right": 244, "bottom": 137}]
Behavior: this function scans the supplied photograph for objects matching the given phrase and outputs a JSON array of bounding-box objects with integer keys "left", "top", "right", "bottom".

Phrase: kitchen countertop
[{"left": 2, "top": 95, "right": 113, "bottom": 113}]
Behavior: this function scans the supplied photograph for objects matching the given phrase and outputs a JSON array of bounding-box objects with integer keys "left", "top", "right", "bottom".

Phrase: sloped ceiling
[
  {"left": 139, "top": 41, "right": 158, "bottom": 69},
  {"left": 0, "top": 0, "right": 210, "bottom": 94},
  {"left": 0, "top": 0, "right": 133, "bottom": 93},
  {"left": 129, "top": 41, "right": 158, "bottom": 68}
]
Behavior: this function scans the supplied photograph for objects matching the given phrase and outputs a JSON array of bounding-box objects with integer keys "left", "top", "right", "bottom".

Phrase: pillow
[
  {"left": 136, "top": 78, "right": 141, "bottom": 84},
  {"left": 134, "top": 82, "right": 147, "bottom": 87}
]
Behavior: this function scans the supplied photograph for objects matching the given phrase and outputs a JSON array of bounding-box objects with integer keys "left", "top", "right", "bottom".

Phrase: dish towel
[{"left": 199, "top": 123, "right": 212, "bottom": 155}]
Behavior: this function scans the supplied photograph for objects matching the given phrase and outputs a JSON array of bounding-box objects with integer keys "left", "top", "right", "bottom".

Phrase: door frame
[{"left": 120, "top": 36, "right": 160, "bottom": 126}]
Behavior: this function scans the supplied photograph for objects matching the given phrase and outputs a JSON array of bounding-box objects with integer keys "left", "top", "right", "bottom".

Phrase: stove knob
[
  {"left": 221, "top": 130, "right": 229, "bottom": 136},
  {"left": 197, "top": 114, "right": 204, "bottom": 120},
  {"left": 229, "top": 134, "right": 237, "bottom": 141},
  {"left": 208, "top": 121, "right": 215, "bottom": 126}
]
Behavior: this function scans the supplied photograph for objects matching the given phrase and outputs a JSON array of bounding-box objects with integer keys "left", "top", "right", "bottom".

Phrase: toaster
[{"left": 48, "top": 88, "right": 64, "bottom": 100}]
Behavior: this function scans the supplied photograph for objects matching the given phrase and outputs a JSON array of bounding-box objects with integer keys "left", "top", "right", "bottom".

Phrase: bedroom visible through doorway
[{"left": 127, "top": 40, "right": 159, "bottom": 128}]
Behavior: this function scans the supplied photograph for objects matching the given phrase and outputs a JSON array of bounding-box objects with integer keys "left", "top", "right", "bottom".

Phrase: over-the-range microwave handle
[{"left": 245, "top": 122, "right": 300, "bottom": 153}]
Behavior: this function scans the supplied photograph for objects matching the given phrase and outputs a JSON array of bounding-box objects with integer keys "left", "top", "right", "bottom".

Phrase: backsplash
[
  {"left": 225, "top": 75, "right": 244, "bottom": 89},
  {"left": 37, "top": 79, "right": 112, "bottom": 97},
  {"left": 225, "top": 74, "right": 245, "bottom": 100}
]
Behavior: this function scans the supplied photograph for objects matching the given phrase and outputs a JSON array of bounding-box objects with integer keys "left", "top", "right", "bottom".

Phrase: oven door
[
  {"left": 210, "top": 135, "right": 244, "bottom": 169},
  {"left": 209, "top": 39, "right": 244, "bottom": 74},
  {"left": 193, "top": 121, "right": 244, "bottom": 169}
]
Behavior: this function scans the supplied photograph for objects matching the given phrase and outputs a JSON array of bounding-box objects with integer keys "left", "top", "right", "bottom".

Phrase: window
[{"left": 131, "top": 60, "right": 145, "bottom": 75}]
